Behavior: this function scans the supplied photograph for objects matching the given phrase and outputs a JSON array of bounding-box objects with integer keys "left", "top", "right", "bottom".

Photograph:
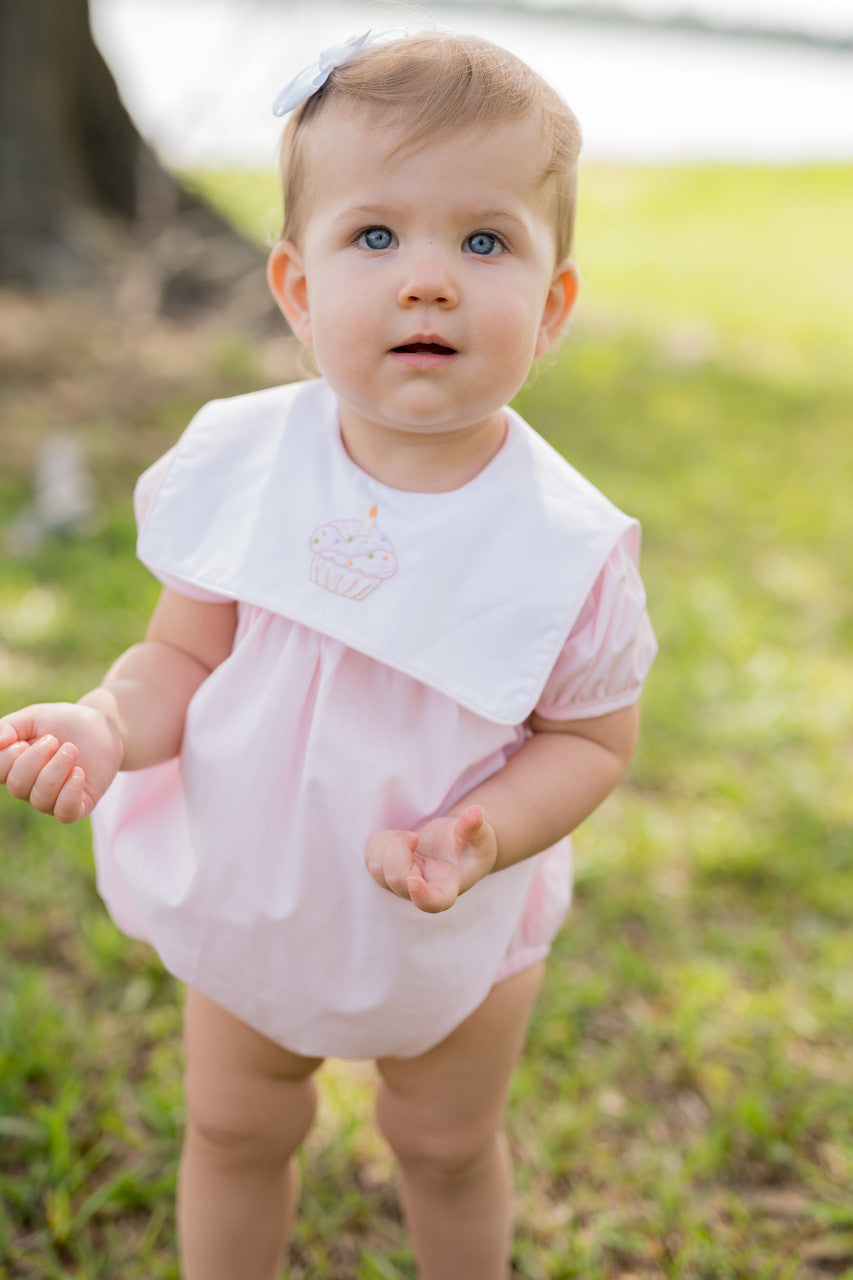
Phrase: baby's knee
[
  {"left": 375, "top": 1083, "right": 500, "bottom": 1184},
  {"left": 186, "top": 1069, "right": 319, "bottom": 1170}
]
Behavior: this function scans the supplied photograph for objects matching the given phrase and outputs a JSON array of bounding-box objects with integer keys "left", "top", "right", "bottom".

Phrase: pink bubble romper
[{"left": 92, "top": 379, "right": 657, "bottom": 1060}]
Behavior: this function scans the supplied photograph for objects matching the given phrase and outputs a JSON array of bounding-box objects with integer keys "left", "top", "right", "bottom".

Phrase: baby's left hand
[{"left": 365, "top": 805, "right": 497, "bottom": 914}]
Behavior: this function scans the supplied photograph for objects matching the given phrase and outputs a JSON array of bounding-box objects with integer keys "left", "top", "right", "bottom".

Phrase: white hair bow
[{"left": 273, "top": 29, "right": 403, "bottom": 117}]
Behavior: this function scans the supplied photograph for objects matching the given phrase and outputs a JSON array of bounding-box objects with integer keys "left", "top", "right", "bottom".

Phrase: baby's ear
[
  {"left": 267, "top": 240, "right": 312, "bottom": 346},
  {"left": 535, "top": 260, "right": 579, "bottom": 358}
]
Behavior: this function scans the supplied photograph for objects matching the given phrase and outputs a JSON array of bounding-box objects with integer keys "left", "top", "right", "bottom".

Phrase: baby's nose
[{"left": 398, "top": 250, "right": 458, "bottom": 308}]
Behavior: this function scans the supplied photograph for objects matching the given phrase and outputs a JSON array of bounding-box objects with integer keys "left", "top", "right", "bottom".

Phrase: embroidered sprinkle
[{"left": 308, "top": 508, "right": 398, "bottom": 601}]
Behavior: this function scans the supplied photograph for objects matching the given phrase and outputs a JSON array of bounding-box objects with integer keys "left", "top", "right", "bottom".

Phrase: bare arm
[
  {"left": 365, "top": 703, "right": 640, "bottom": 913},
  {"left": 452, "top": 704, "right": 639, "bottom": 871},
  {"left": 0, "top": 590, "right": 237, "bottom": 822},
  {"left": 82, "top": 589, "right": 238, "bottom": 769}
]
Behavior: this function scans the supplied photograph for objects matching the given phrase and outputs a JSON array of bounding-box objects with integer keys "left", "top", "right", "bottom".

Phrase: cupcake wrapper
[{"left": 310, "top": 555, "right": 381, "bottom": 600}]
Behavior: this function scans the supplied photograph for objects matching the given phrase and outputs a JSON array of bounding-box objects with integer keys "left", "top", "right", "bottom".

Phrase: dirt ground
[{"left": 0, "top": 284, "right": 302, "bottom": 483}]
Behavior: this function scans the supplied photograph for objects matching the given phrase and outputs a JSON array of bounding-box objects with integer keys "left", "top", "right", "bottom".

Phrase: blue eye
[
  {"left": 359, "top": 227, "right": 396, "bottom": 251},
  {"left": 465, "top": 232, "right": 502, "bottom": 256}
]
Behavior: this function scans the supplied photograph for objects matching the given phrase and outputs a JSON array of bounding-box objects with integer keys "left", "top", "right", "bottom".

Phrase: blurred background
[
  {"left": 1, "top": 3, "right": 852, "bottom": 1278},
  {"left": 91, "top": 0, "right": 853, "bottom": 165}
]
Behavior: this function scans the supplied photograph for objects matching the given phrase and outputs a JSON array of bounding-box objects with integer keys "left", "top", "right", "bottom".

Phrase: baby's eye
[
  {"left": 464, "top": 232, "right": 503, "bottom": 257},
  {"left": 357, "top": 227, "right": 396, "bottom": 251}
]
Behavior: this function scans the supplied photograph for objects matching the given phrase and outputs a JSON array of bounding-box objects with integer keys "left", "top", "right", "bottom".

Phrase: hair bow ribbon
[{"left": 273, "top": 29, "right": 402, "bottom": 117}]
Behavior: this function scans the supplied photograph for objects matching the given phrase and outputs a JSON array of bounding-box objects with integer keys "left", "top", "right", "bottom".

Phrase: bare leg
[
  {"left": 178, "top": 987, "right": 323, "bottom": 1280},
  {"left": 376, "top": 962, "right": 544, "bottom": 1280}
]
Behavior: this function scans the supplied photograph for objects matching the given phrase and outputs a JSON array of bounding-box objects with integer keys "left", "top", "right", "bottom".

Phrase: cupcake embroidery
[{"left": 309, "top": 506, "right": 398, "bottom": 600}]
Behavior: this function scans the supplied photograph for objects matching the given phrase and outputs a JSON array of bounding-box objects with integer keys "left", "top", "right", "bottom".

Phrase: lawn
[{"left": 1, "top": 163, "right": 851, "bottom": 1278}]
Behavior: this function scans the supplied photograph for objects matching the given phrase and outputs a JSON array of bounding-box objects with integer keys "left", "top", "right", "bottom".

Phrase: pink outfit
[{"left": 92, "top": 381, "right": 656, "bottom": 1059}]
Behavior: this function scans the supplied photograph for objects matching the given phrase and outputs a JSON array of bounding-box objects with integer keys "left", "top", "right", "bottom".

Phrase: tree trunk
[{"left": 0, "top": 0, "right": 267, "bottom": 317}]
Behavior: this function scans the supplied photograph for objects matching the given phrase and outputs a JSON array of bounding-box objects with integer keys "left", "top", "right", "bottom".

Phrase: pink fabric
[
  {"left": 91, "top": 456, "right": 656, "bottom": 1058},
  {"left": 534, "top": 535, "right": 657, "bottom": 719}
]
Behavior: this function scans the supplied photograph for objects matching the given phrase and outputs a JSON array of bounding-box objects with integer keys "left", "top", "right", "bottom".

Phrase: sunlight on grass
[
  {"left": 182, "top": 167, "right": 281, "bottom": 250},
  {"left": 1, "top": 163, "right": 852, "bottom": 1277},
  {"left": 0, "top": 584, "right": 63, "bottom": 642},
  {"left": 575, "top": 163, "right": 853, "bottom": 387}
]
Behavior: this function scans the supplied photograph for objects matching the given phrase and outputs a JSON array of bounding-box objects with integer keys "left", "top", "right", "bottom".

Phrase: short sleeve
[
  {"left": 534, "top": 533, "right": 657, "bottom": 720},
  {"left": 134, "top": 452, "right": 234, "bottom": 604}
]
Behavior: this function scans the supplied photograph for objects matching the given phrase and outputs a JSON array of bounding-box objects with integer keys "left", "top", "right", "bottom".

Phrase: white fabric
[{"left": 136, "top": 378, "right": 637, "bottom": 726}]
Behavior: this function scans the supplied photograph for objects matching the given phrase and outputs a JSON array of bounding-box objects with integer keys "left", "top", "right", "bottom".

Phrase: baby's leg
[
  {"left": 376, "top": 962, "right": 544, "bottom": 1280},
  {"left": 178, "top": 987, "right": 323, "bottom": 1280}
]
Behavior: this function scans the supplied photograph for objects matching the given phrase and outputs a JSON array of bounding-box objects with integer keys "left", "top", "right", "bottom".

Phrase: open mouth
[{"left": 392, "top": 341, "right": 457, "bottom": 355}]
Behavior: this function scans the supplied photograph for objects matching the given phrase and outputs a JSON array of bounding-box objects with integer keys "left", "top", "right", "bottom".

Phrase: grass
[{"left": 1, "top": 163, "right": 852, "bottom": 1277}]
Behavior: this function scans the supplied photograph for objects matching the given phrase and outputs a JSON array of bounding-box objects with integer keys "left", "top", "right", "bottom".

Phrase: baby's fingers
[
  {"left": 366, "top": 829, "right": 419, "bottom": 897},
  {"left": 0, "top": 739, "right": 27, "bottom": 784},
  {"left": 31, "top": 742, "right": 86, "bottom": 819},
  {"left": 407, "top": 871, "right": 459, "bottom": 915},
  {"left": 5, "top": 735, "right": 60, "bottom": 797},
  {"left": 454, "top": 804, "right": 488, "bottom": 847},
  {"left": 0, "top": 718, "right": 29, "bottom": 783},
  {"left": 5, "top": 735, "right": 80, "bottom": 816},
  {"left": 0, "top": 708, "right": 43, "bottom": 754},
  {"left": 383, "top": 838, "right": 419, "bottom": 897},
  {"left": 454, "top": 805, "right": 497, "bottom": 877},
  {"left": 53, "top": 765, "right": 91, "bottom": 824},
  {"left": 0, "top": 719, "right": 21, "bottom": 752}
]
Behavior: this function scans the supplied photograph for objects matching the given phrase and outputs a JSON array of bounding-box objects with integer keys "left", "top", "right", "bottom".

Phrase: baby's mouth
[{"left": 391, "top": 341, "right": 457, "bottom": 355}]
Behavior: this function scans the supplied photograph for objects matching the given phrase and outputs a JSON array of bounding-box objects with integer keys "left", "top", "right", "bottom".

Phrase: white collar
[{"left": 138, "top": 380, "right": 636, "bottom": 724}]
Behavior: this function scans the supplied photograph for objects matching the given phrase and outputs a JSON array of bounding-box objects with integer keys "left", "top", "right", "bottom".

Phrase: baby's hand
[
  {"left": 365, "top": 805, "right": 497, "bottom": 914},
  {"left": 0, "top": 703, "right": 124, "bottom": 824}
]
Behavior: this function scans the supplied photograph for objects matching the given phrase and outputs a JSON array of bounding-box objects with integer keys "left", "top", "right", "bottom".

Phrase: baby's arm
[
  {"left": 365, "top": 703, "right": 639, "bottom": 913},
  {"left": 0, "top": 589, "right": 237, "bottom": 823}
]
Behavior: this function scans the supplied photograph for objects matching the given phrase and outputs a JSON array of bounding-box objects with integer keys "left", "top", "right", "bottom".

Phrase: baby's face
[{"left": 270, "top": 104, "right": 576, "bottom": 464}]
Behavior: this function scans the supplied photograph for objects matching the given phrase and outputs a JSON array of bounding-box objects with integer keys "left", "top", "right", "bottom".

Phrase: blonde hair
[{"left": 277, "top": 31, "right": 582, "bottom": 260}]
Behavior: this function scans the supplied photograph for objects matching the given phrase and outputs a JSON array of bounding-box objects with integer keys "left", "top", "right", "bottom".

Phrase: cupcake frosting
[{"left": 309, "top": 508, "right": 398, "bottom": 599}]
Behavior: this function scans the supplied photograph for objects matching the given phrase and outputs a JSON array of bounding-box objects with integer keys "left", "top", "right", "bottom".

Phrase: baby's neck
[{"left": 338, "top": 411, "right": 508, "bottom": 495}]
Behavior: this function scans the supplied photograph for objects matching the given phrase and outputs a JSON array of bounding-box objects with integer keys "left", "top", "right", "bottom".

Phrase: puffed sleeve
[
  {"left": 134, "top": 452, "right": 234, "bottom": 604},
  {"left": 534, "top": 532, "right": 657, "bottom": 720}
]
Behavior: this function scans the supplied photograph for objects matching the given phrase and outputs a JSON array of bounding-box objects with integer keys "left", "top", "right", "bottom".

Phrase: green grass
[{"left": 1, "top": 163, "right": 852, "bottom": 1277}]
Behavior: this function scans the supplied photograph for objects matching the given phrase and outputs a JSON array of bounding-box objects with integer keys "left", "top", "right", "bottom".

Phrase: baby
[{"left": 0, "top": 30, "right": 656, "bottom": 1280}]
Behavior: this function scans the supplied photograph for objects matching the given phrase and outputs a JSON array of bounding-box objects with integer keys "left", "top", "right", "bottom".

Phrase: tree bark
[{"left": 0, "top": 0, "right": 267, "bottom": 317}]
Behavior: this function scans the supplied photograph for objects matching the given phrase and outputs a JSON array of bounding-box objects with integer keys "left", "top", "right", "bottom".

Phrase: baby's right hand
[{"left": 0, "top": 703, "right": 124, "bottom": 823}]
